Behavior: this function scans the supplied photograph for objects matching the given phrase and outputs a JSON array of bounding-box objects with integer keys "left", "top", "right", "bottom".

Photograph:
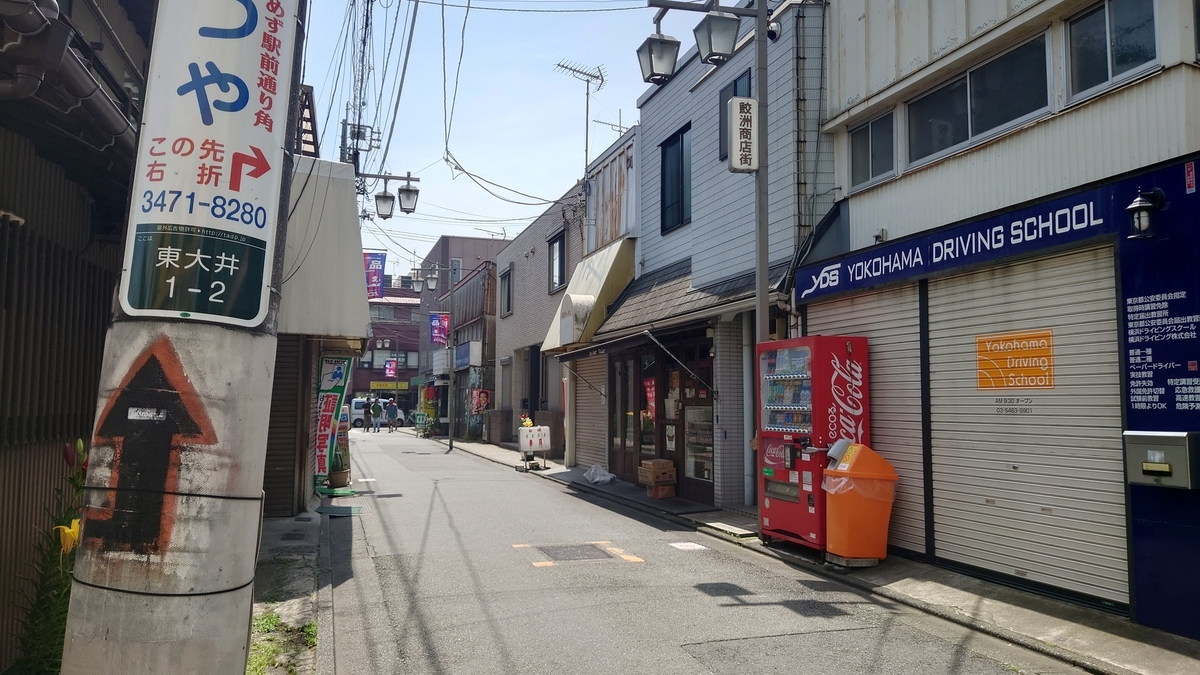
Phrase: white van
[{"left": 349, "top": 397, "right": 406, "bottom": 427}]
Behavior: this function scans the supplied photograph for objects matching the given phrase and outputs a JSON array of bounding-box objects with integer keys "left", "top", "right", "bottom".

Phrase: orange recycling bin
[{"left": 822, "top": 444, "right": 898, "bottom": 561}]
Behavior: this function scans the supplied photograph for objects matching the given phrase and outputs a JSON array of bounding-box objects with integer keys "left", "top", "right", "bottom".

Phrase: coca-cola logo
[
  {"left": 764, "top": 442, "right": 788, "bottom": 465},
  {"left": 828, "top": 353, "right": 866, "bottom": 443}
]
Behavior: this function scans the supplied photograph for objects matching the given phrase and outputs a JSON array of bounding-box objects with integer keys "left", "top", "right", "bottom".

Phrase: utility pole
[{"left": 61, "top": 1, "right": 306, "bottom": 672}]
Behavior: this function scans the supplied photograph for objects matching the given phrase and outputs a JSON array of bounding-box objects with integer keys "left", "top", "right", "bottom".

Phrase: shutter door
[
  {"left": 928, "top": 246, "right": 1126, "bottom": 604},
  {"left": 574, "top": 355, "right": 608, "bottom": 468},
  {"left": 807, "top": 284, "right": 925, "bottom": 554},
  {"left": 264, "top": 335, "right": 304, "bottom": 518}
]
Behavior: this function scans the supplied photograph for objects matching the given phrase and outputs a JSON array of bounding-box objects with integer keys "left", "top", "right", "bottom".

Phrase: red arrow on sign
[{"left": 229, "top": 145, "right": 271, "bottom": 192}]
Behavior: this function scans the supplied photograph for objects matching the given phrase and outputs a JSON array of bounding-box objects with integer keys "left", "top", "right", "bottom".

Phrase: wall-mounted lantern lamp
[{"left": 1127, "top": 187, "right": 1165, "bottom": 239}]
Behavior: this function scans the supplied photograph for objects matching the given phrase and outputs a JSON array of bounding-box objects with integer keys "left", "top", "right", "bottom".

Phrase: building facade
[
  {"left": 788, "top": 0, "right": 1200, "bottom": 640},
  {"left": 412, "top": 236, "right": 509, "bottom": 433},
  {"left": 494, "top": 183, "right": 586, "bottom": 451},
  {"left": 557, "top": 2, "right": 832, "bottom": 509},
  {"left": 351, "top": 289, "right": 421, "bottom": 408}
]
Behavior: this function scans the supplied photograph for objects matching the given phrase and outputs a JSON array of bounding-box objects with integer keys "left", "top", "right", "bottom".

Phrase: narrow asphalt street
[{"left": 327, "top": 429, "right": 1085, "bottom": 675}]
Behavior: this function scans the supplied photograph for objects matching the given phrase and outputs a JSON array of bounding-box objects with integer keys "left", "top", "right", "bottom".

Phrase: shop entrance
[{"left": 608, "top": 330, "right": 714, "bottom": 504}]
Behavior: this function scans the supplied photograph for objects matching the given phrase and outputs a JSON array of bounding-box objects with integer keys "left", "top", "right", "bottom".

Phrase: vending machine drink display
[{"left": 757, "top": 336, "right": 870, "bottom": 550}]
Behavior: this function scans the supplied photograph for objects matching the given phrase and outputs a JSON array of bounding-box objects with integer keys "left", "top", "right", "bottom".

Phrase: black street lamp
[{"left": 1126, "top": 187, "right": 1164, "bottom": 240}]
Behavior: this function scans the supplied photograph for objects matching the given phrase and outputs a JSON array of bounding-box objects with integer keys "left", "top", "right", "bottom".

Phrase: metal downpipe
[{"left": 0, "top": 0, "right": 59, "bottom": 34}]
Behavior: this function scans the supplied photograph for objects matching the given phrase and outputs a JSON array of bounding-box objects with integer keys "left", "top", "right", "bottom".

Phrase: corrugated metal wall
[
  {"left": 928, "top": 246, "right": 1126, "bottom": 604},
  {"left": 807, "top": 284, "right": 925, "bottom": 554},
  {"left": 573, "top": 355, "right": 608, "bottom": 468},
  {"left": 0, "top": 129, "right": 119, "bottom": 668},
  {"left": 264, "top": 335, "right": 305, "bottom": 517}
]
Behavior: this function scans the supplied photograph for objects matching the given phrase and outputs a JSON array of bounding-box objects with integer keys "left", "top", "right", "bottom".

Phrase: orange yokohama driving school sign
[{"left": 975, "top": 329, "right": 1055, "bottom": 389}]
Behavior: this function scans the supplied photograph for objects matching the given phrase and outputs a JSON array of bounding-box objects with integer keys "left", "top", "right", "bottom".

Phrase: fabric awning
[
  {"left": 540, "top": 238, "right": 635, "bottom": 352},
  {"left": 277, "top": 157, "right": 371, "bottom": 346}
]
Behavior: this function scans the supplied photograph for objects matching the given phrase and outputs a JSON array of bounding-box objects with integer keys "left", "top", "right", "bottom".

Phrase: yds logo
[
  {"left": 828, "top": 353, "right": 866, "bottom": 443},
  {"left": 801, "top": 263, "right": 841, "bottom": 299}
]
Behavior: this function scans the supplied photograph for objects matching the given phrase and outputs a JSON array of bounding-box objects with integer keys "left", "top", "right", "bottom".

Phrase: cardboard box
[
  {"left": 642, "top": 459, "right": 674, "bottom": 470},
  {"left": 638, "top": 466, "right": 677, "bottom": 486},
  {"left": 646, "top": 484, "right": 675, "bottom": 499}
]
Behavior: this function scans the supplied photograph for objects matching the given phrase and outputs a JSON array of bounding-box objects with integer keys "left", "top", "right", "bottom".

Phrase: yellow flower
[{"left": 54, "top": 519, "right": 80, "bottom": 555}]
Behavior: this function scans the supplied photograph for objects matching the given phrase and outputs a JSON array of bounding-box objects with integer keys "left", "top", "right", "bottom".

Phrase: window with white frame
[
  {"left": 548, "top": 231, "right": 566, "bottom": 292},
  {"left": 908, "top": 35, "right": 1048, "bottom": 163},
  {"left": 660, "top": 124, "right": 692, "bottom": 234},
  {"left": 1069, "top": 0, "right": 1156, "bottom": 97},
  {"left": 499, "top": 267, "right": 513, "bottom": 315},
  {"left": 850, "top": 112, "right": 894, "bottom": 187},
  {"left": 718, "top": 69, "right": 751, "bottom": 161}
]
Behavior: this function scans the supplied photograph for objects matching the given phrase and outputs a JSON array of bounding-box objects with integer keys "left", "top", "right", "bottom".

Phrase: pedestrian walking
[
  {"left": 385, "top": 399, "right": 399, "bottom": 432},
  {"left": 371, "top": 398, "right": 384, "bottom": 432},
  {"left": 362, "top": 399, "right": 373, "bottom": 432}
]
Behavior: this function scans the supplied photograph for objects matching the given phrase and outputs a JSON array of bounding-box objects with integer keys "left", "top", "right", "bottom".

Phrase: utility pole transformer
[{"left": 61, "top": 0, "right": 306, "bottom": 672}]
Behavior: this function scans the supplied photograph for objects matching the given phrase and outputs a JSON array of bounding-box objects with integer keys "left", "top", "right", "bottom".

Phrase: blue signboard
[{"left": 795, "top": 189, "right": 1123, "bottom": 302}]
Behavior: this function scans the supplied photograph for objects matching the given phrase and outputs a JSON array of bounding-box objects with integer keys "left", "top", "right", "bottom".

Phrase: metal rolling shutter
[
  {"left": 573, "top": 355, "right": 608, "bottom": 468},
  {"left": 928, "top": 246, "right": 1126, "bottom": 604},
  {"left": 264, "top": 335, "right": 304, "bottom": 518},
  {"left": 807, "top": 284, "right": 925, "bottom": 554}
]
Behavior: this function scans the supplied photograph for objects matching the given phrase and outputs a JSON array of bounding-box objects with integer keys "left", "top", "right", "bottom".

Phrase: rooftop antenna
[
  {"left": 555, "top": 61, "right": 606, "bottom": 171},
  {"left": 593, "top": 109, "right": 628, "bottom": 135}
]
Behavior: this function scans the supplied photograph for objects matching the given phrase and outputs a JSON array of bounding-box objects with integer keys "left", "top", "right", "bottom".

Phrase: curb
[
  {"left": 315, "top": 499, "right": 335, "bottom": 675},
  {"left": 435, "top": 435, "right": 1140, "bottom": 675}
]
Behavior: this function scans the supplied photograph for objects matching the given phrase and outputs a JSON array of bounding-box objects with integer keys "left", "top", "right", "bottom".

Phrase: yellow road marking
[
  {"left": 533, "top": 561, "right": 554, "bottom": 568},
  {"left": 588, "top": 540, "right": 611, "bottom": 545},
  {"left": 511, "top": 544, "right": 530, "bottom": 548},
  {"left": 620, "top": 555, "right": 643, "bottom": 563},
  {"left": 606, "top": 547, "right": 624, "bottom": 555}
]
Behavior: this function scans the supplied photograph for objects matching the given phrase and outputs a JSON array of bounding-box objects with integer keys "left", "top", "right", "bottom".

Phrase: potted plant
[{"left": 327, "top": 448, "right": 350, "bottom": 488}]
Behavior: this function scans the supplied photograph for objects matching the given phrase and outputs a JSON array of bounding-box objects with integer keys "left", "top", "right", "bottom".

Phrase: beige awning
[
  {"left": 540, "top": 238, "right": 635, "bottom": 352},
  {"left": 277, "top": 157, "right": 370, "bottom": 347}
]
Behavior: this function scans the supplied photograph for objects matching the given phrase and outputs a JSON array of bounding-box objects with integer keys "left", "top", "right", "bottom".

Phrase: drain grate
[
  {"left": 294, "top": 516, "right": 313, "bottom": 522},
  {"left": 537, "top": 544, "right": 613, "bottom": 561},
  {"left": 281, "top": 532, "right": 306, "bottom": 541}
]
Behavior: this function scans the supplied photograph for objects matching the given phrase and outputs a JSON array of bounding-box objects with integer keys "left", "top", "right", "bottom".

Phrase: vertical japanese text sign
[
  {"left": 119, "top": 0, "right": 300, "bottom": 326},
  {"left": 727, "top": 96, "right": 758, "bottom": 173},
  {"left": 314, "top": 357, "right": 350, "bottom": 477},
  {"left": 364, "top": 252, "right": 386, "bottom": 299}
]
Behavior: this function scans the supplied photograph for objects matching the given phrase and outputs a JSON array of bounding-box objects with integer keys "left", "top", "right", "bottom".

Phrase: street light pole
[{"left": 646, "top": 0, "right": 770, "bottom": 345}]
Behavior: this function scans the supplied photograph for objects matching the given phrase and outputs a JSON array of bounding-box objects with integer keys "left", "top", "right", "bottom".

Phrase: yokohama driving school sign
[{"left": 119, "top": 0, "right": 300, "bottom": 327}]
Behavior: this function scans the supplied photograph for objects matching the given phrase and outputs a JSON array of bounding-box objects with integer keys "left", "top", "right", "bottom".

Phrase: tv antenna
[
  {"left": 555, "top": 61, "right": 606, "bottom": 171},
  {"left": 593, "top": 109, "right": 628, "bottom": 135}
]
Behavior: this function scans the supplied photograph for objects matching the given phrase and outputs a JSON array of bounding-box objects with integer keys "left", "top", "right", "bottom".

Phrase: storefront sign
[
  {"left": 796, "top": 192, "right": 1118, "bottom": 302},
  {"left": 643, "top": 377, "right": 656, "bottom": 421},
  {"left": 119, "top": 0, "right": 300, "bottom": 327},
  {"left": 364, "top": 252, "right": 386, "bottom": 299},
  {"left": 430, "top": 312, "right": 449, "bottom": 345},
  {"left": 1118, "top": 163, "right": 1200, "bottom": 431},
  {"left": 976, "top": 329, "right": 1055, "bottom": 389},
  {"left": 369, "top": 381, "right": 408, "bottom": 391},
  {"left": 728, "top": 97, "right": 758, "bottom": 173},
  {"left": 454, "top": 341, "right": 481, "bottom": 370},
  {"left": 315, "top": 357, "right": 351, "bottom": 477}
]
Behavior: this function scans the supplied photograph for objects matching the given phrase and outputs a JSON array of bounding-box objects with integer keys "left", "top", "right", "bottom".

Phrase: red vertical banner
[{"left": 643, "top": 377, "right": 656, "bottom": 421}]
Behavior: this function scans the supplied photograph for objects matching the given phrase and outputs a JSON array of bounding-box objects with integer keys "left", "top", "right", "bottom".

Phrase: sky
[{"left": 301, "top": 0, "right": 701, "bottom": 279}]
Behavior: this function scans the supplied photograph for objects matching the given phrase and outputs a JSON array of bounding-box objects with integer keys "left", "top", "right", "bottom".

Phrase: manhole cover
[
  {"left": 537, "top": 544, "right": 613, "bottom": 561},
  {"left": 281, "top": 532, "right": 306, "bottom": 541}
]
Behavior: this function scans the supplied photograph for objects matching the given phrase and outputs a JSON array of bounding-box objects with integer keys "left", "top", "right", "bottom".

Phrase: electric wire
[{"left": 374, "top": 0, "right": 422, "bottom": 179}]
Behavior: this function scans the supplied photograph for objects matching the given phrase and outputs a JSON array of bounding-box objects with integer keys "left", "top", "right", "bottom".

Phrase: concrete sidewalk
[{"left": 413, "top": 429, "right": 1200, "bottom": 675}]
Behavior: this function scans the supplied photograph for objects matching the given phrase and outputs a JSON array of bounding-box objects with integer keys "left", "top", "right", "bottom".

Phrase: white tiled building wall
[{"left": 713, "top": 314, "right": 746, "bottom": 507}]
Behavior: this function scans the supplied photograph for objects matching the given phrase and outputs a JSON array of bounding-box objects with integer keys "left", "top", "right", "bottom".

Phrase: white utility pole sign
[
  {"left": 63, "top": 1, "right": 303, "bottom": 672},
  {"left": 119, "top": 0, "right": 298, "bottom": 326},
  {"left": 727, "top": 96, "right": 758, "bottom": 173}
]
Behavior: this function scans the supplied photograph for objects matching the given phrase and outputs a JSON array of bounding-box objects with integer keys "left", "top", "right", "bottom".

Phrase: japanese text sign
[
  {"left": 314, "top": 357, "right": 350, "bottom": 477},
  {"left": 364, "top": 252, "right": 386, "bottom": 299},
  {"left": 728, "top": 97, "right": 758, "bottom": 173},
  {"left": 119, "top": 0, "right": 300, "bottom": 327},
  {"left": 430, "top": 312, "right": 449, "bottom": 345}
]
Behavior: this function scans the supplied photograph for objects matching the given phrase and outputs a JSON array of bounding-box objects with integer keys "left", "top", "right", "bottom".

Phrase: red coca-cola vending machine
[{"left": 757, "top": 336, "right": 870, "bottom": 550}]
